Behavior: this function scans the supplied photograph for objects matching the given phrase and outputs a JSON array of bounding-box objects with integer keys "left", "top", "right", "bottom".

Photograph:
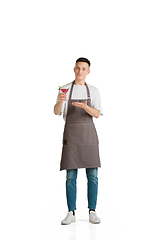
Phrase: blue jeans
[{"left": 66, "top": 168, "right": 98, "bottom": 211}]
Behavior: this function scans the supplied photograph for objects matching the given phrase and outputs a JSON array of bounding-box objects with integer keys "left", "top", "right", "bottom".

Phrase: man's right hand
[{"left": 58, "top": 93, "right": 66, "bottom": 102}]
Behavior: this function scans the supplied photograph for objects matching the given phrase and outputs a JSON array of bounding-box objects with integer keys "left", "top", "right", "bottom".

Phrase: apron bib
[{"left": 60, "top": 81, "right": 101, "bottom": 171}]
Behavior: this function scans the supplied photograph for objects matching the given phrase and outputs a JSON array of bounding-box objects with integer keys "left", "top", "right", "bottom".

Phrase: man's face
[{"left": 74, "top": 62, "right": 90, "bottom": 82}]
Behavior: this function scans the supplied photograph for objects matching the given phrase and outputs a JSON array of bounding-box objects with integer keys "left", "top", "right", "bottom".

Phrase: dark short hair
[{"left": 76, "top": 57, "right": 91, "bottom": 67}]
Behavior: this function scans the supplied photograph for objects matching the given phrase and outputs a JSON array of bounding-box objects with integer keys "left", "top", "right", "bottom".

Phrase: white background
[{"left": 0, "top": 0, "right": 160, "bottom": 239}]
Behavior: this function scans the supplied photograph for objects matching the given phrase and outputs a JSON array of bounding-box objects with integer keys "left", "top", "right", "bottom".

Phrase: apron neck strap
[{"left": 69, "top": 80, "right": 91, "bottom": 101}]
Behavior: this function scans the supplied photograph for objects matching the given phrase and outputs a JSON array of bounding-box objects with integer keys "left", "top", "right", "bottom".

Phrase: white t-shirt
[{"left": 55, "top": 82, "right": 103, "bottom": 121}]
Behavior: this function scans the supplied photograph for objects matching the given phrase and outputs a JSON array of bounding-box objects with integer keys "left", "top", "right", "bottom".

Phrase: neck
[{"left": 74, "top": 79, "right": 85, "bottom": 85}]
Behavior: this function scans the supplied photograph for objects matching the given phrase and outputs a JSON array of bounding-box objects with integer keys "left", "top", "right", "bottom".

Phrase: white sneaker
[
  {"left": 61, "top": 211, "right": 76, "bottom": 225},
  {"left": 89, "top": 211, "right": 101, "bottom": 224}
]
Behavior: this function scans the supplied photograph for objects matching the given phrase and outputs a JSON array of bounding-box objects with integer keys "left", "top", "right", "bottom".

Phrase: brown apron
[{"left": 60, "top": 81, "right": 101, "bottom": 171}]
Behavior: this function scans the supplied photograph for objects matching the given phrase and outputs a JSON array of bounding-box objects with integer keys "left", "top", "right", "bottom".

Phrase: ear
[
  {"left": 87, "top": 69, "right": 90, "bottom": 75},
  {"left": 74, "top": 67, "right": 76, "bottom": 73}
]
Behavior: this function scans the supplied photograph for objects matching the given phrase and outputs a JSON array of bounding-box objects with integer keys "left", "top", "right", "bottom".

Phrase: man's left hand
[
  {"left": 72, "top": 101, "right": 87, "bottom": 110},
  {"left": 72, "top": 101, "right": 100, "bottom": 118}
]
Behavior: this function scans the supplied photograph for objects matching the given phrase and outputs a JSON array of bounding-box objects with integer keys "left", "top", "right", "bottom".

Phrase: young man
[{"left": 54, "top": 57, "right": 103, "bottom": 225}]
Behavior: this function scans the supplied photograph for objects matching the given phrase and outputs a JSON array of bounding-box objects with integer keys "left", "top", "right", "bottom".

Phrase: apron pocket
[{"left": 63, "top": 122, "right": 99, "bottom": 145}]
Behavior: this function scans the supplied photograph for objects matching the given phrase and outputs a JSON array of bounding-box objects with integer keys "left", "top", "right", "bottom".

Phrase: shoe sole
[
  {"left": 61, "top": 220, "right": 76, "bottom": 225},
  {"left": 89, "top": 220, "right": 101, "bottom": 224}
]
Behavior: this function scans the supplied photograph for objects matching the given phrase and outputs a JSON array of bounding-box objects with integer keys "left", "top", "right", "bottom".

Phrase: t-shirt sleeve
[{"left": 91, "top": 88, "right": 103, "bottom": 116}]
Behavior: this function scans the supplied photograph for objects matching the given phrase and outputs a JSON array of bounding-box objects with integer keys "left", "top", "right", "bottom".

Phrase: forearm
[
  {"left": 84, "top": 105, "right": 100, "bottom": 118},
  {"left": 54, "top": 101, "right": 63, "bottom": 115}
]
